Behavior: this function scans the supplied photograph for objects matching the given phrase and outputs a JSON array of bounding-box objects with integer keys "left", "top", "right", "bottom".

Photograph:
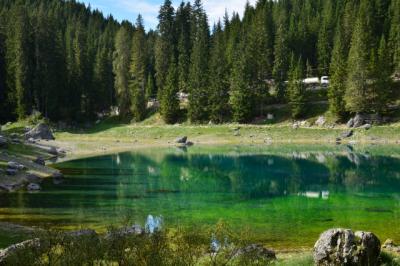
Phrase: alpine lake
[{"left": 1, "top": 144, "right": 399, "bottom": 250}]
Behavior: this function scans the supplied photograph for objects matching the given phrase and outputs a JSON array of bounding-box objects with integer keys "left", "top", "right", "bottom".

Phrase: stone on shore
[
  {"left": 7, "top": 161, "right": 25, "bottom": 170},
  {"left": 33, "top": 156, "right": 45, "bottom": 166},
  {"left": 175, "top": 136, "right": 187, "bottom": 144},
  {"left": 24, "top": 123, "right": 55, "bottom": 140},
  {"left": 341, "top": 130, "right": 353, "bottom": 138},
  {"left": 313, "top": 228, "right": 380, "bottom": 266}
]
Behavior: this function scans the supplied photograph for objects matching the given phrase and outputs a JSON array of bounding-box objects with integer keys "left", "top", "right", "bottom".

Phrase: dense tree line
[{"left": 0, "top": 0, "right": 399, "bottom": 124}]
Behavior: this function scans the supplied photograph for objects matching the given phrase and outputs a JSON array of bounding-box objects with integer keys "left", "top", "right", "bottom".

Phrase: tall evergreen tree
[
  {"left": 129, "top": 15, "right": 147, "bottom": 122},
  {"left": 328, "top": 23, "right": 348, "bottom": 120},
  {"left": 155, "top": 0, "right": 175, "bottom": 95},
  {"left": 389, "top": 0, "right": 400, "bottom": 75},
  {"left": 176, "top": 2, "right": 192, "bottom": 93},
  {"left": 188, "top": 0, "right": 210, "bottom": 123},
  {"left": 209, "top": 21, "right": 230, "bottom": 123},
  {"left": 272, "top": 10, "right": 289, "bottom": 102},
  {"left": 113, "top": 26, "right": 132, "bottom": 117},
  {"left": 160, "top": 59, "right": 180, "bottom": 124},
  {"left": 287, "top": 56, "right": 306, "bottom": 119},
  {"left": 6, "top": 6, "right": 34, "bottom": 119},
  {"left": 345, "top": 0, "right": 374, "bottom": 114}
]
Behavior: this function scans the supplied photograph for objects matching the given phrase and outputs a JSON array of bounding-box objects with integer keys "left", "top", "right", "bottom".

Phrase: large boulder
[
  {"left": 24, "top": 123, "right": 55, "bottom": 140},
  {"left": 313, "top": 228, "right": 380, "bottom": 266}
]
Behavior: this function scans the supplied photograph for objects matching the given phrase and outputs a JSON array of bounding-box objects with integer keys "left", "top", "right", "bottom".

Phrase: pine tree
[
  {"left": 113, "top": 26, "right": 132, "bottom": 117},
  {"left": 188, "top": 0, "right": 210, "bottom": 123},
  {"left": 317, "top": 0, "right": 334, "bottom": 75},
  {"left": 328, "top": 23, "right": 347, "bottom": 120},
  {"left": 209, "top": 21, "right": 230, "bottom": 123},
  {"left": 272, "top": 10, "right": 289, "bottom": 102},
  {"left": 155, "top": 0, "right": 175, "bottom": 95},
  {"left": 389, "top": 0, "right": 400, "bottom": 75},
  {"left": 345, "top": 0, "right": 374, "bottom": 114},
  {"left": 160, "top": 59, "right": 180, "bottom": 124},
  {"left": 176, "top": 2, "right": 192, "bottom": 93},
  {"left": 145, "top": 75, "right": 156, "bottom": 100},
  {"left": 129, "top": 15, "right": 147, "bottom": 122},
  {"left": 6, "top": 6, "right": 34, "bottom": 119},
  {"left": 287, "top": 56, "right": 306, "bottom": 119},
  {"left": 371, "top": 36, "right": 392, "bottom": 113},
  {"left": 229, "top": 46, "right": 253, "bottom": 123}
]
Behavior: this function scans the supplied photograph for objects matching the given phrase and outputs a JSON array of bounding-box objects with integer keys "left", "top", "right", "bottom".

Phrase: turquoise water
[{"left": 1, "top": 145, "right": 400, "bottom": 249}]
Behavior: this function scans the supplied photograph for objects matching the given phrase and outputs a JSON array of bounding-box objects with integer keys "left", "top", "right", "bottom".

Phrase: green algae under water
[{"left": 0, "top": 145, "right": 399, "bottom": 250}]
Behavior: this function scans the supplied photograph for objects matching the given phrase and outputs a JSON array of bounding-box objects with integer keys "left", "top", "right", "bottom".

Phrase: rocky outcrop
[
  {"left": 382, "top": 239, "right": 400, "bottom": 254},
  {"left": 24, "top": 123, "right": 55, "bottom": 140},
  {"left": 314, "top": 228, "right": 380, "bottom": 266},
  {"left": 347, "top": 114, "right": 383, "bottom": 128},
  {"left": 315, "top": 116, "right": 326, "bottom": 127}
]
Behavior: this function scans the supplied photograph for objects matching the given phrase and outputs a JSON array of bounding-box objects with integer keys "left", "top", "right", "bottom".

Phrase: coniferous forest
[{"left": 0, "top": 0, "right": 399, "bottom": 124}]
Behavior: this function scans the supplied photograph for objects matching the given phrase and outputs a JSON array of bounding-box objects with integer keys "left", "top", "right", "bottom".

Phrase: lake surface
[{"left": 1, "top": 145, "right": 400, "bottom": 249}]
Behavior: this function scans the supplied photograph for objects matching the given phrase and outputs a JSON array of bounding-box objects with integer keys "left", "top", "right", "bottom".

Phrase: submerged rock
[
  {"left": 313, "top": 228, "right": 380, "bottom": 266},
  {"left": 33, "top": 156, "right": 45, "bottom": 166},
  {"left": 24, "top": 123, "right": 55, "bottom": 140}
]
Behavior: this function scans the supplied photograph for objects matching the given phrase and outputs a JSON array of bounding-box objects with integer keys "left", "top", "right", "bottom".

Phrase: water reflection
[{"left": 0, "top": 146, "right": 399, "bottom": 248}]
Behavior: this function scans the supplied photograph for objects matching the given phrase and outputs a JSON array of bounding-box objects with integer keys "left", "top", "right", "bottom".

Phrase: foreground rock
[
  {"left": 0, "top": 239, "right": 41, "bottom": 263},
  {"left": 382, "top": 239, "right": 400, "bottom": 254},
  {"left": 314, "top": 228, "right": 380, "bottom": 266},
  {"left": 24, "top": 123, "right": 55, "bottom": 140},
  {"left": 234, "top": 244, "right": 276, "bottom": 261}
]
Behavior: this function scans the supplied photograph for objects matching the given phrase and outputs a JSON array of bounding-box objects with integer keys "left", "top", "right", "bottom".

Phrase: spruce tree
[
  {"left": 229, "top": 47, "right": 253, "bottom": 123},
  {"left": 272, "top": 10, "right": 289, "bottom": 102},
  {"left": 209, "top": 21, "right": 230, "bottom": 123},
  {"left": 176, "top": 2, "right": 192, "bottom": 93},
  {"left": 188, "top": 0, "right": 209, "bottom": 123},
  {"left": 287, "top": 56, "right": 306, "bottom": 119},
  {"left": 129, "top": 15, "right": 147, "bottom": 122},
  {"left": 345, "top": 0, "right": 374, "bottom": 114},
  {"left": 155, "top": 0, "right": 175, "bottom": 95},
  {"left": 160, "top": 59, "right": 180, "bottom": 124},
  {"left": 113, "top": 26, "right": 132, "bottom": 117},
  {"left": 328, "top": 24, "right": 347, "bottom": 120},
  {"left": 389, "top": 0, "right": 400, "bottom": 75}
]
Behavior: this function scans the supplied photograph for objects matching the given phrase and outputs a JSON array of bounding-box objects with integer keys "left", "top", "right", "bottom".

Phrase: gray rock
[
  {"left": 341, "top": 130, "right": 353, "bottom": 138},
  {"left": 353, "top": 114, "right": 366, "bottom": 128},
  {"left": 6, "top": 169, "right": 18, "bottom": 176},
  {"left": 7, "top": 161, "right": 25, "bottom": 170},
  {"left": 346, "top": 118, "right": 355, "bottom": 128},
  {"left": 33, "top": 156, "right": 45, "bottom": 166},
  {"left": 175, "top": 136, "right": 187, "bottom": 144},
  {"left": 25, "top": 174, "right": 42, "bottom": 183},
  {"left": 313, "top": 228, "right": 380, "bottom": 266},
  {"left": 235, "top": 244, "right": 276, "bottom": 261},
  {"left": 105, "top": 225, "right": 144, "bottom": 240},
  {"left": 27, "top": 137, "right": 36, "bottom": 144},
  {"left": 382, "top": 239, "right": 400, "bottom": 254},
  {"left": 185, "top": 141, "right": 194, "bottom": 146},
  {"left": 24, "top": 123, "right": 55, "bottom": 140},
  {"left": 315, "top": 116, "right": 326, "bottom": 127},
  {"left": 0, "top": 239, "right": 41, "bottom": 263},
  {"left": 27, "top": 183, "right": 41, "bottom": 191},
  {"left": 360, "top": 124, "right": 372, "bottom": 130}
]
